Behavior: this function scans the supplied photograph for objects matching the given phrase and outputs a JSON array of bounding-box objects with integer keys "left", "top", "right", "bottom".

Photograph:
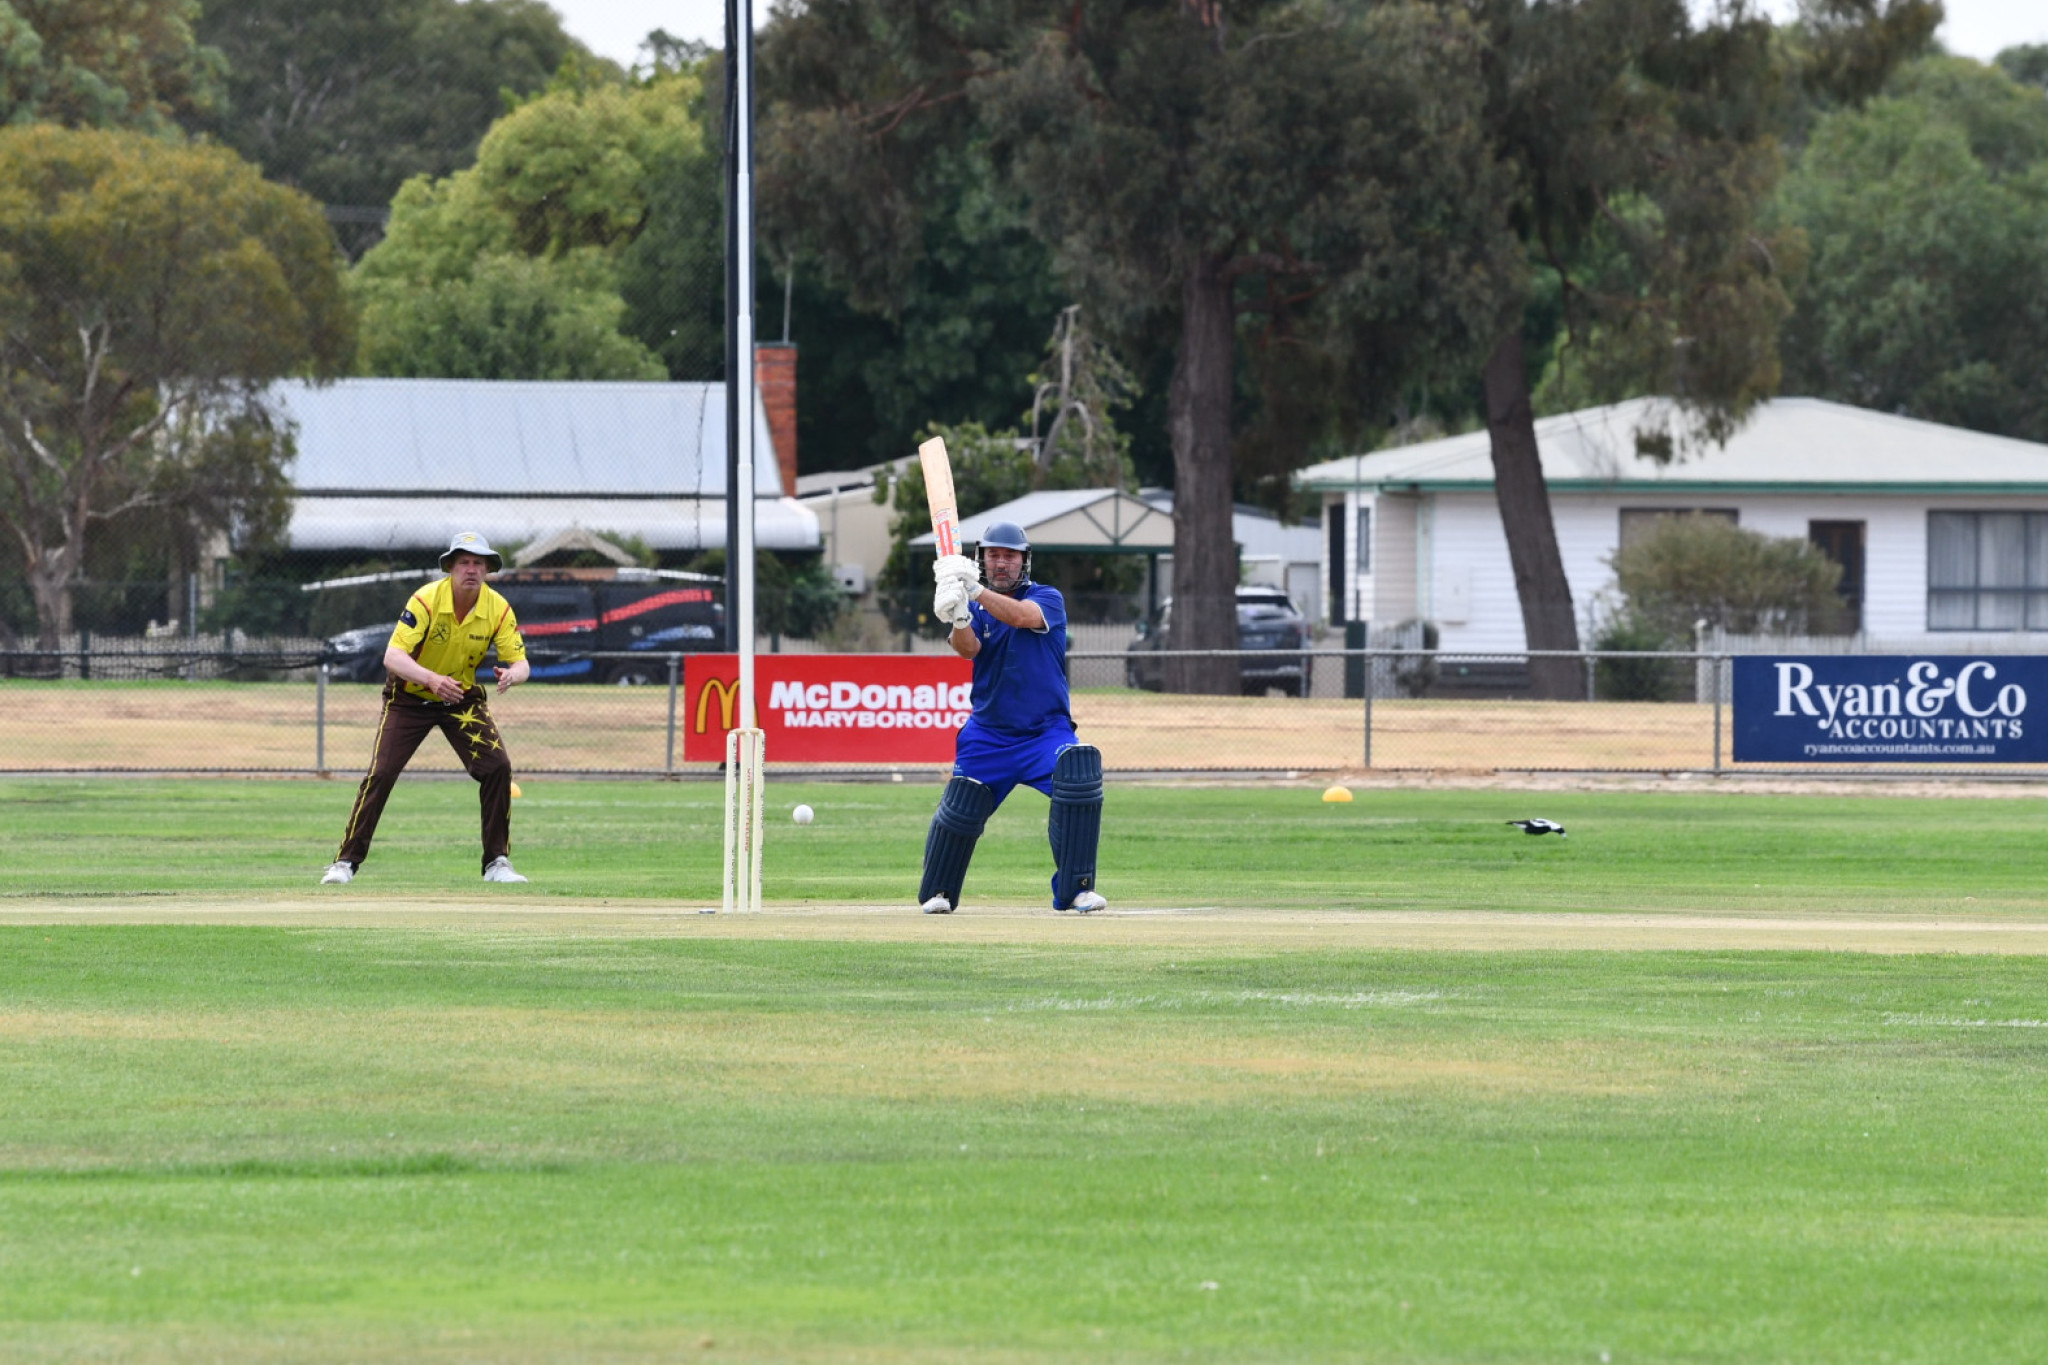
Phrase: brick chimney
[{"left": 754, "top": 343, "right": 798, "bottom": 495}]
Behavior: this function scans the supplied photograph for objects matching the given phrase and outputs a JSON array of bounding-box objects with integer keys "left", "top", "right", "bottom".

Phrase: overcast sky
[{"left": 544, "top": 0, "right": 2048, "bottom": 71}]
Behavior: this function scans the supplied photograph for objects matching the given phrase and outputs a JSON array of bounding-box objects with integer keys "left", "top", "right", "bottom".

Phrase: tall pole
[
  {"left": 724, "top": 0, "right": 758, "bottom": 727},
  {"left": 723, "top": 0, "right": 740, "bottom": 654}
]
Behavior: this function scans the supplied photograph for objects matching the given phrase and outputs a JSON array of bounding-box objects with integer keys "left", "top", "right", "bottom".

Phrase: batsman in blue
[{"left": 921, "top": 520, "right": 1106, "bottom": 914}]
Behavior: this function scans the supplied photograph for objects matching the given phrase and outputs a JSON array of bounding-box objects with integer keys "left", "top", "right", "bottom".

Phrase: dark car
[
  {"left": 1124, "top": 585, "right": 1314, "bottom": 696},
  {"left": 323, "top": 569, "right": 722, "bottom": 686}
]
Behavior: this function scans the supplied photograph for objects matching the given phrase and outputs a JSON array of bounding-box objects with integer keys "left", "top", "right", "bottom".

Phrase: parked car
[
  {"left": 1125, "top": 585, "right": 1313, "bottom": 696},
  {"left": 323, "top": 568, "right": 722, "bottom": 686}
]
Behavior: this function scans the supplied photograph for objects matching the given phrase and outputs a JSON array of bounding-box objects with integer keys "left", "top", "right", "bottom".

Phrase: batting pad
[
  {"left": 1048, "top": 744, "right": 1103, "bottom": 909},
  {"left": 919, "top": 776, "right": 996, "bottom": 908}
]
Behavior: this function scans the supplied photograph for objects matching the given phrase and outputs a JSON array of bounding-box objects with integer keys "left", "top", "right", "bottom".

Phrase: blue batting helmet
[
  {"left": 978, "top": 521, "right": 1030, "bottom": 552},
  {"left": 975, "top": 520, "right": 1032, "bottom": 591}
]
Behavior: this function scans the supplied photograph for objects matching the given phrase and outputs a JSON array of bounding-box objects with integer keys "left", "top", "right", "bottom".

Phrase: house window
[
  {"left": 1927, "top": 511, "right": 2048, "bottom": 630},
  {"left": 1357, "top": 506, "right": 1372, "bottom": 574},
  {"left": 1618, "top": 508, "right": 1739, "bottom": 550}
]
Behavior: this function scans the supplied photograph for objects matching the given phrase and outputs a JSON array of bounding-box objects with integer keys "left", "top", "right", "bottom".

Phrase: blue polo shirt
[{"left": 966, "top": 581, "right": 1070, "bottom": 736}]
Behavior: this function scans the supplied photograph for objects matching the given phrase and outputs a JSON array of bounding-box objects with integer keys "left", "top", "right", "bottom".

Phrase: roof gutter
[{"left": 1299, "top": 480, "right": 2048, "bottom": 496}]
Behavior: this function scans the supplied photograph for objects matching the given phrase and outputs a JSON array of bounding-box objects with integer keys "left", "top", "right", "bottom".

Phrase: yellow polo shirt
[{"left": 387, "top": 578, "right": 527, "bottom": 699}]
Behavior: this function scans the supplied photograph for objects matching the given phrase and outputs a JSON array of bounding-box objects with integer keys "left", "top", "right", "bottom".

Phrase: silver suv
[{"left": 1124, "top": 585, "right": 1313, "bottom": 696}]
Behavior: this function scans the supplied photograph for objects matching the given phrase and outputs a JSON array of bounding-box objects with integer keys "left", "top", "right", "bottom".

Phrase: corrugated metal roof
[
  {"left": 271, "top": 378, "right": 785, "bottom": 497},
  {"left": 1296, "top": 397, "right": 2048, "bottom": 493}
]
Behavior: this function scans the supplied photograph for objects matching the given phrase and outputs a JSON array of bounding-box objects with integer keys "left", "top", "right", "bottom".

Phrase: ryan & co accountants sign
[
  {"left": 1733, "top": 656, "right": 2048, "bottom": 763},
  {"left": 684, "top": 654, "right": 972, "bottom": 763}
]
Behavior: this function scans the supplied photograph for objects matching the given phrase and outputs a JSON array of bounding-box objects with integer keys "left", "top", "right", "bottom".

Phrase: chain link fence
[{"left": 6, "top": 641, "right": 2041, "bottom": 778}]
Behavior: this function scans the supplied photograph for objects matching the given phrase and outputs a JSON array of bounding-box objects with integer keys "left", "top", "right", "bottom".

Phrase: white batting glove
[
  {"left": 933, "top": 578, "right": 969, "bottom": 628},
  {"left": 933, "top": 554, "right": 979, "bottom": 585}
]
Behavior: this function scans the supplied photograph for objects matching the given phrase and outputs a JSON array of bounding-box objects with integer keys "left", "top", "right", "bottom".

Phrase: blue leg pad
[
  {"left": 1048, "top": 745, "right": 1103, "bottom": 909},
  {"left": 920, "top": 776, "right": 996, "bottom": 908}
]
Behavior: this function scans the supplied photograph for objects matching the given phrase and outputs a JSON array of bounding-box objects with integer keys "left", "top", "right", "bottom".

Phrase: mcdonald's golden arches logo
[{"left": 694, "top": 676, "right": 742, "bottom": 733}]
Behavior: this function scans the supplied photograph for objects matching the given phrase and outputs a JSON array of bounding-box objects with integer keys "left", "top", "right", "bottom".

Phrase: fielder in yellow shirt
[{"left": 322, "top": 531, "right": 533, "bottom": 885}]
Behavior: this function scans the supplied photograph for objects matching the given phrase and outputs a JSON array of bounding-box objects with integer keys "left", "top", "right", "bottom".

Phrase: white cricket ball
[{"left": 791, "top": 804, "right": 814, "bottom": 825}]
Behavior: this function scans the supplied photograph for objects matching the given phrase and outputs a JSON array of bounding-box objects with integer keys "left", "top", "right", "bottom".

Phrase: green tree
[
  {"left": 186, "top": 0, "right": 585, "bottom": 211},
  {"left": 1424, "top": 1, "right": 1790, "bottom": 696},
  {"left": 352, "top": 72, "right": 704, "bottom": 380},
  {"left": 356, "top": 254, "right": 665, "bottom": 381},
  {"left": 765, "top": 0, "right": 1510, "bottom": 691},
  {"left": 756, "top": 11, "right": 1068, "bottom": 474},
  {"left": 1993, "top": 44, "right": 2048, "bottom": 94},
  {"left": 1612, "top": 515, "right": 1848, "bottom": 639},
  {"left": 615, "top": 130, "right": 726, "bottom": 381},
  {"left": 1026, "top": 306, "right": 1135, "bottom": 490},
  {"left": 981, "top": 0, "right": 1514, "bottom": 691},
  {"left": 1773, "top": 55, "right": 2048, "bottom": 441},
  {"left": 0, "top": 0, "right": 221, "bottom": 131},
  {"left": 0, "top": 126, "right": 353, "bottom": 647}
]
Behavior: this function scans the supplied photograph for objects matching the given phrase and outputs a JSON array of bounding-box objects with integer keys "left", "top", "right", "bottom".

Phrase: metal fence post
[
  {"left": 665, "top": 654, "right": 681, "bottom": 777},
  {"left": 1363, "top": 650, "right": 1374, "bottom": 769},
  {"left": 79, "top": 628, "right": 90, "bottom": 681},
  {"left": 1584, "top": 651, "right": 1596, "bottom": 701},
  {"left": 316, "top": 661, "right": 329, "bottom": 775},
  {"left": 1712, "top": 654, "right": 1724, "bottom": 774}
]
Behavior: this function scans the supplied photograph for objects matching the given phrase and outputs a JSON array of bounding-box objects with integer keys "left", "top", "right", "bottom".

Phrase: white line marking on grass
[
  {"left": 1009, "top": 989, "right": 1446, "bottom": 1012},
  {"left": 1875, "top": 1015, "right": 2048, "bottom": 1023}
]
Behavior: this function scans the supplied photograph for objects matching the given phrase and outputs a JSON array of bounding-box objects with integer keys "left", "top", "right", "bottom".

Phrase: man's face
[
  {"left": 982, "top": 547, "right": 1026, "bottom": 593},
  {"left": 449, "top": 552, "right": 490, "bottom": 591}
]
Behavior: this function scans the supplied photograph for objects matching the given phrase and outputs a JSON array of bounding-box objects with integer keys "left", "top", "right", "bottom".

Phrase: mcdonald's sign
[
  {"left": 684, "top": 654, "right": 972, "bottom": 763},
  {"left": 694, "top": 675, "right": 742, "bottom": 734}
]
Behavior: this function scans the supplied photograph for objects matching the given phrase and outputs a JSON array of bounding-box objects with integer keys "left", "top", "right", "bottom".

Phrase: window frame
[{"left": 1926, "top": 510, "right": 2048, "bottom": 632}]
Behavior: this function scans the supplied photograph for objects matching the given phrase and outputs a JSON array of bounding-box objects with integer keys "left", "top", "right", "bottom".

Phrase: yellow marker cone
[
  {"left": 1322, "top": 785, "right": 1353, "bottom": 803},
  {"left": 510, "top": 781, "right": 523, "bottom": 799}
]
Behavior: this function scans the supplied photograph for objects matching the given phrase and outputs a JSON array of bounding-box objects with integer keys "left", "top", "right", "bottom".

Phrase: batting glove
[
  {"left": 933, "top": 554, "right": 978, "bottom": 585},
  {"left": 934, "top": 578, "right": 970, "bottom": 628}
]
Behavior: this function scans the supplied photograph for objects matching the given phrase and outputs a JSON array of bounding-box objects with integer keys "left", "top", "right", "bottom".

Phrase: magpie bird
[{"left": 1507, "top": 819, "right": 1567, "bottom": 838}]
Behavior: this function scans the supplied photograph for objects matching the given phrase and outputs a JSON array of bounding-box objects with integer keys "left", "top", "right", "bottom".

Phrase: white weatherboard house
[{"left": 1296, "top": 397, "right": 2048, "bottom": 651}]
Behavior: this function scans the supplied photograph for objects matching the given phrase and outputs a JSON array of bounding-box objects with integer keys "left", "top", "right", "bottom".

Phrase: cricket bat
[{"left": 918, "top": 436, "right": 959, "bottom": 559}]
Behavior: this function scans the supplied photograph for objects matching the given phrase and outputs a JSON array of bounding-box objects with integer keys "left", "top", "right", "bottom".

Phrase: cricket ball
[
  {"left": 791, "top": 803, "right": 815, "bottom": 825},
  {"left": 510, "top": 781, "right": 523, "bottom": 799}
]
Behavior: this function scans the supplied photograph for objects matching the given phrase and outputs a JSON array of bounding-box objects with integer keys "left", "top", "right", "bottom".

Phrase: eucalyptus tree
[
  {"left": 188, "top": 0, "right": 584, "bottom": 211},
  {"left": 1444, "top": 0, "right": 1936, "bottom": 696},
  {"left": 351, "top": 72, "right": 701, "bottom": 380},
  {"left": 0, "top": 0, "right": 220, "bottom": 131},
  {"left": 1775, "top": 55, "right": 2048, "bottom": 442},
  {"left": 764, "top": 0, "right": 1510, "bottom": 692},
  {"left": 0, "top": 127, "right": 352, "bottom": 647}
]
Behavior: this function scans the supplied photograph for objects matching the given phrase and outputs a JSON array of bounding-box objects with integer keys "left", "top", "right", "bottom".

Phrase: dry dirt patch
[{"left": 21, "top": 680, "right": 2048, "bottom": 777}]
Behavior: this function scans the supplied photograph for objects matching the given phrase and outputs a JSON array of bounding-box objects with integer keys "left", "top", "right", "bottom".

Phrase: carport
[{"left": 910, "top": 488, "right": 1177, "bottom": 616}]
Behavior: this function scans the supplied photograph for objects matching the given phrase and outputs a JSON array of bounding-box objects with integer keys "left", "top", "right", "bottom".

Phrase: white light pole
[
  {"left": 733, "top": 0, "right": 757, "bottom": 730},
  {"left": 720, "top": 0, "right": 764, "bottom": 913}
]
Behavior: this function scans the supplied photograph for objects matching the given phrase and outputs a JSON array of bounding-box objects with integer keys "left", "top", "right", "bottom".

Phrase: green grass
[
  {"left": 4, "top": 776, "right": 2048, "bottom": 912},
  {"left": 3, "top": 780, "right": 2048, "bottom": 1360}
]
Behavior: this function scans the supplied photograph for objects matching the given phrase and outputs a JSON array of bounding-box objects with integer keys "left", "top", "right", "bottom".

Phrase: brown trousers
[{"left": 335, "top": 680, "right": 513, "bottom": 873}]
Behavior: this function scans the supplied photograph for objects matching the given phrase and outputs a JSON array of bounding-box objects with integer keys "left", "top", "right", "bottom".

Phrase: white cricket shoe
[
  {"left": 1069, "top": 891, "right": 1107, "bottom": 915},
  {"left": 483, "top": 856, "right": 528, "bottom": 884},
  {"left": 920, "top": 894, "right": 953, "bottom": 915},
  {"left": 319, "top": 861, "right": 353, "bottom": 885}
]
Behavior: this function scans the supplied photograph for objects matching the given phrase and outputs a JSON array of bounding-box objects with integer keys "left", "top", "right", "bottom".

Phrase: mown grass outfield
[{"left": 4, "top": 778, "right": 2048, "bottom": 1362}]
